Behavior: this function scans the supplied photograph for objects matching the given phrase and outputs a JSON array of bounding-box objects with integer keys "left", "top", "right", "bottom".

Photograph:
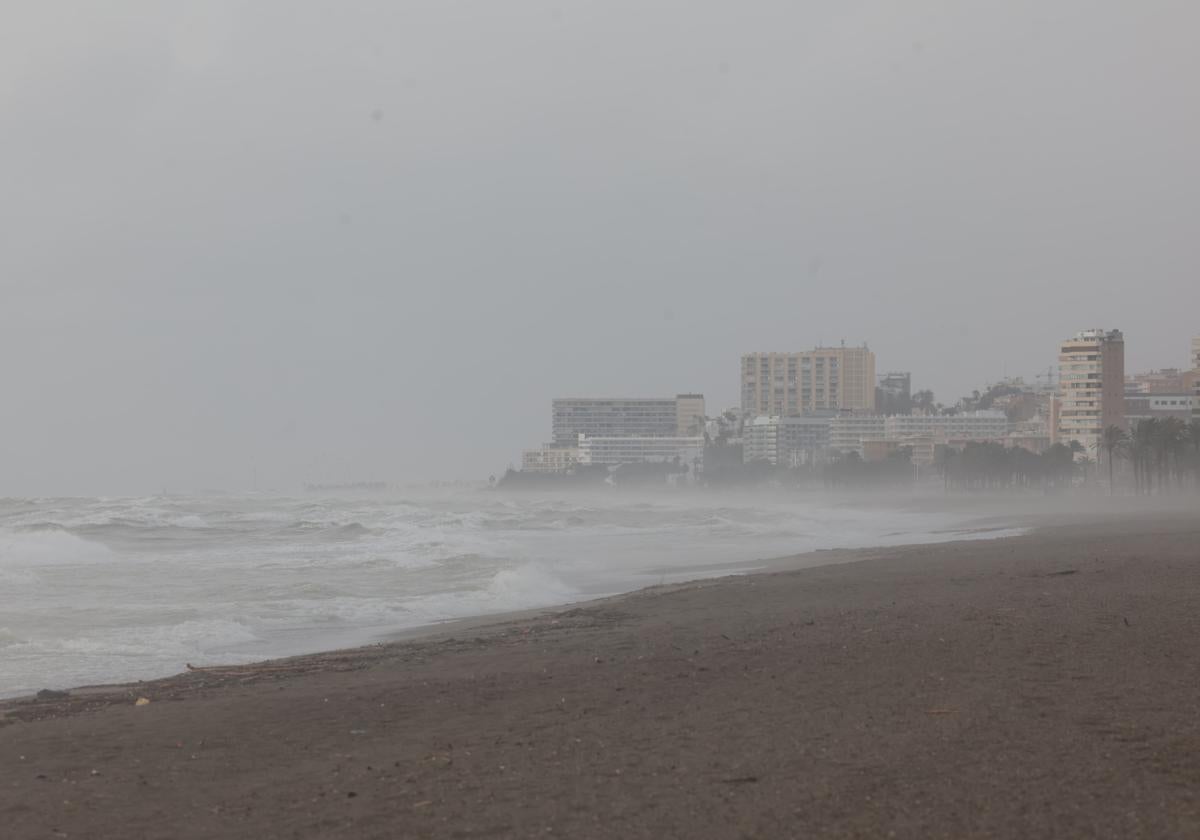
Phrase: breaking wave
[{"left": 0, "top": 490, "right": 1011, "bottom": 698}]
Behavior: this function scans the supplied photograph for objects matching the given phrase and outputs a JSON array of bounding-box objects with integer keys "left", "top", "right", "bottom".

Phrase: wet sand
[{"left": 3, "top": 513, "right": 1200, "bottom": 838}]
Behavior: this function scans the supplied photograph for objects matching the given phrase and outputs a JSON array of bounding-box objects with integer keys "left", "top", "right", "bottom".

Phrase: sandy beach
[{"left": 3, "top": 511, "right": 1200, "bottom": 838}]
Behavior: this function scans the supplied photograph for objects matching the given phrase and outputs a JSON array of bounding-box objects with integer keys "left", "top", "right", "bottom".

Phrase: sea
[{"left": 0, "top": 489, "right": 1015, "bottom": 698}]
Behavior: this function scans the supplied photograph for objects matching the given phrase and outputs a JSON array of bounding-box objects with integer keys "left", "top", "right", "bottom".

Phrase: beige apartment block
[
  {"left": 675, "top": 394, "right": 706, "bottom": 437},
  {"left": 1057, "top": 329, "right": 1125, "bottom": 456},
  {"left": 741, "top": 345, "right": 876, "bottom": 417}
]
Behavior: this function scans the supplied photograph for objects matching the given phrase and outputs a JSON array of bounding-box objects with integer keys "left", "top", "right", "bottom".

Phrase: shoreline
[
  {"left": 0, "top": 496, "right": 1175, "bottom": 709},
  {"left": 1, "top": 517, "right": 1032, "bottom": 710},
  {"left": 0, "top": 497, "right": 1032, "bottom": 704},
  {"left": 3, "top": 492, "right": 1185, "bottom": 704}
]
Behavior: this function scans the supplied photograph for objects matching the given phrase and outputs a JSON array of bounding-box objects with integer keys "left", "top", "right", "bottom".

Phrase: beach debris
[
  {"left": 350, "top": 729, "right": 367, "bottom": 736},
  {"left": 90, "top": 769, "right": 101, "bottom": 776},
  {"left": 347, "top": 791, "right": 358, "bottom": 798},
  {"left": 413, "top": 800, "right": 433, "bottom": 809},
  {"left": 925, "top": 708, "right": 956, "bottom": 715},
  {"left": 36, "top": 689, "right": 69, "bottom": 700},
  {"left": 720, "top": 776, "right": 759, "bottom": 784},
  {"left": 134, "top": 697, "right": 151, "bottom": 706},
  {"left": 1123, "top": 617, "right": 1131, "bottom": 627}
]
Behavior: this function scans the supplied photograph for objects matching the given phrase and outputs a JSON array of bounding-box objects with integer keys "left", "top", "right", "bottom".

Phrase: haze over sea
[{"left": 0, "top": 490, "right": 1016, "bottom": 698}]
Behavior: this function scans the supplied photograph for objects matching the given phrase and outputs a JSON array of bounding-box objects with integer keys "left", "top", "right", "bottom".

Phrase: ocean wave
[
  {"left": 0, "top": 528, "right": 114, "bottom": 567},
  {"left": 11, "top": 521, "right": 68, "bottom": 533},
  {"left": 0, "top": 490, "right": 1004, "bottom": 700}
]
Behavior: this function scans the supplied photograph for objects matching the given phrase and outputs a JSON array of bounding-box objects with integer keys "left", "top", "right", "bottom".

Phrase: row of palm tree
[
  {"left": 940, "top": 442, "right": 1080, "bottom": 490},
  {"left": 1093, "top": 418, "right": 1200, "bottom": 494}
]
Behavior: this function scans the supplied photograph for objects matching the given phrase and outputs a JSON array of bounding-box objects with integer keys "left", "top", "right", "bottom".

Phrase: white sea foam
[
  {"left": 0, "top": 528, "right": 114, "bottom": 567},
  {"left": 0, "top": 491, "right": 1014, "bottom": 698}
]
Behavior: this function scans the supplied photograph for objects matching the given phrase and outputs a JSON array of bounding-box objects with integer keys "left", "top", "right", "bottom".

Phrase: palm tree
[
  {"left": 1131, "top": 420, "right": 1157, "bottom": 494},
  {"left": 1158, "top": 417, "right": 1188, "bottom": 491},
  {"left": 1138, "top": 417, "right": 1188, "bottom": 493},
  {"left": 1094, "top": 425, "right": 1128, "bottom": 494}
]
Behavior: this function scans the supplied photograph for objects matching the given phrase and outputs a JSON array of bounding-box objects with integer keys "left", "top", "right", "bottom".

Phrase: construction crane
[{"left": 1035, "top": 365, "right": 1057, "bottom": 391}]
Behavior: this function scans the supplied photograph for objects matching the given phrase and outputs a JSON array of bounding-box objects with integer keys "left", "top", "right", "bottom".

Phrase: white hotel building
[
  {"left": 576, "top": 435, "right": 705, "bottom": 471},
  {"left": 829, "top": 411, "right": 1009, "bottom": 456},
  {"left": 885, "top": 411, "right": 1009, "bottom": 441}
]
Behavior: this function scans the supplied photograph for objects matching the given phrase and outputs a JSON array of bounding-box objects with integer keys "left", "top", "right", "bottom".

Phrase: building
[
  {"left": 876, "top": 371, "right": 912, "bottom": 415},
  {"left": 743, "top": 415, "right": 834, "bottom": 466},
  {"left": 705, "top": 408, "right": 744, "bottom": 443},
  {"left": 863, "top": 435, "right": 935, "bottom": 466},
  {"left": 1125, "top": 394, "right": 1195, "bottom": 427},
  {"left": 830, "top": 411, "right": 1009, "bottom": 458},
  {"left": 1004, "top": 431, "right": 1053, "bottom": 455},
  {"left": 743, "top": 417, "right": 782, "bottom": 465},
  {"left": 576, "top": 435, "right": 705, "bottom": 471},
  {"left": 741, "top": 345, "right": 876, "bottom": 417},
  {"left": 779, "top": 415, "right": 835, "bottom": 465},
  {"left": 1057, "top": 329, "right": 1125, "bottom": 455},
  {"left": 829, "top": 415, "right": 887, "bottom": 456},
  {"left": 1125, "top": 368, "right": 1194, "bottom": 395},
  {"left": 551, "top": 395, "right": 705, "bottom": 446},
  {"left": 521, "top": 445, "right": 580, "bottom": 474},
  {"left": 675, "top": 394, "right": 706, "bottom": 437},
  {"left": 1192, "top": 337, "right": 1200, "bottom": 421},
  {"left": 885, "top": 411, "right": 1009, "bottom": 441}
]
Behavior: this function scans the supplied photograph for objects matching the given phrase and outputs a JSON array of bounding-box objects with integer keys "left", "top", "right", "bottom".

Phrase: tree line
[
  {"left": 941, "top": 419, "right": 1200, "bottom": 493},
  {"left": 1095, "top": 418, "right": 1200, "bottom": 494}
]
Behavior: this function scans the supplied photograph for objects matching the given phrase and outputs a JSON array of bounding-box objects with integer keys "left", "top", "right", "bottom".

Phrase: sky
[{"left": 1, "top": 1, "right": 1198, "bottom": 495}]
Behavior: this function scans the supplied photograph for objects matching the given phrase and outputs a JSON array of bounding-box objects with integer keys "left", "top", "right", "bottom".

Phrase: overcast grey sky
[{"left": 2, "top": 1, "right": 1197, "bottom": 494}]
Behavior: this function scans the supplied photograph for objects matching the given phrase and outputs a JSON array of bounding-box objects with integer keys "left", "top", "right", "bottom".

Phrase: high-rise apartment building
[
  {"left": 741, "top": 345, "right": 876, "bottom": 417},
  {"left": 551, "top": 395, "right": 705, "bottom": 446},
  {"left": 1057, "top": 329, "right": 1125, "bottom": 455},
  {"left": 1193, "top": 336, "right": 1200, "bottom": 420}
]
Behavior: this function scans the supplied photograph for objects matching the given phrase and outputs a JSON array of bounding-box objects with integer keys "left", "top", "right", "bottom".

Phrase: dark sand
[{"left": 3, "top": 514, "right": 1200, "bottom": 839}]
